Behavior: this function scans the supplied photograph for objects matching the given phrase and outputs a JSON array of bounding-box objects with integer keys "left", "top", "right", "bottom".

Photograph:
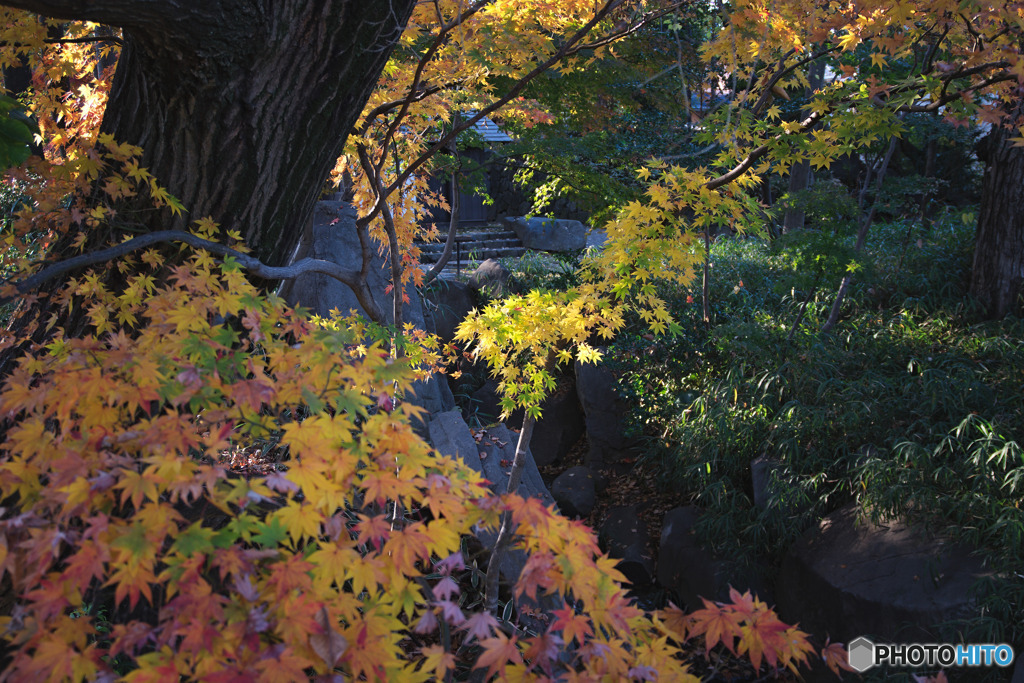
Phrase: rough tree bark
[
  {"left": 970, "top": 104, "right": 1024, "bottom": 319},
  {"left": 1, "top": 0, "right": 418, "bottom": 267}
]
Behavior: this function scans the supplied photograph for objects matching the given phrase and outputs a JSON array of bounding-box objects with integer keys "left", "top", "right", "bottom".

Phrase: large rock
[
  {"left": 284, "top": 201, "right": 423, "bottom": 328},
  {"left": 469, "top": 379, "right": 505, "bottom": 425},
  {"left": 468, "top": 258, "right": 510, "bottom": 299},
  {"left": 657, "top": 506, "right": 719, "bottom": 609},
  {"left": 501, "top": 216, "right": 587, "bottom": 253},
  {"left": 405, "top": 377, "right": 455, "bottom": 433},
  {"left": 426, "top": 411, "right": 556, "bottom": 633},
  {"left": 282, "top": 200, "right": 453, "bottom": 429},
  {"left": 428, "top": 411, "right": 553, "bottom": 508},
  {"left": 657, "top": 506, "right": 769, "bottom": 609},
  {"left": 551, "top": 466, "right": 597, "bottom": 519},
  {"left": 427, "top": 410, "right": 480, "bottom": 468},
  {"left": 423, "top": 279, "right": 476, "bottom": 344},
  {"left": 530, "top": 384, "right": 585, "bottom": 467},
  {"left": 470, "top": 379, "right": 583, "bottom": 467},
  {"left": 575, "top": 356, "right": 639, "bottom": 469},
  {"left": 776, "top": 504, "right": 992, "bottom": 644},
  {"left": 599, "top": 506, "right": 654, "bottom": 587}
]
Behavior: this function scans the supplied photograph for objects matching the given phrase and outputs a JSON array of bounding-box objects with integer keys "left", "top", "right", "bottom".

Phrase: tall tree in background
[{"left": 971, "top": 99, "right": 1024, "bottom": 318}]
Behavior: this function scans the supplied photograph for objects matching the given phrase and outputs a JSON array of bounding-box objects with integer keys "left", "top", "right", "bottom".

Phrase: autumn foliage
[
  {"left": 0, "top": 216, "right": 826, "bottom": 679},
  {"left": 0, "top": 2, "right": 942, "bottom": 680}
]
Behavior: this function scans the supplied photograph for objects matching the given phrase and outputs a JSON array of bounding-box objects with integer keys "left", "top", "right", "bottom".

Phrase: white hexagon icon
[{"left": 847, "top": 636, "right": 875, "bottom": 672}]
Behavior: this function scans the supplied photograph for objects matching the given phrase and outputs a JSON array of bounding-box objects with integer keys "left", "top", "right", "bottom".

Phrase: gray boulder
[
  {"left": 501, "top": 216, "right": 587, "bottom": 253},
  {"left": 657, "top": 506, "right": 768, "bottom": 609},
  {"left": 423, "top": 279, "right": 476, "bottom": 344},
  {"left": 469, "top": 379, "right": 505, "bottom": 424},
  {"left": 470, "top": 379, "right": 584, "bottom": 468},
  {"left": 427, "top": 410, "right": 480, "bottom": 470},
  {"left": 468, "top": 258, "right": 510, "bottom": 299},
  {"left": 426, "top": 411, "right": 555, "bottom": 633},
  {"left": 575, "top": 356, "right": 639, "bottom": 469},
  {"left": 776, "top": 504, "right": 993, "bottom": 644},
  {"left": 599, "top": 506, "right": 654, "bottom": 587},
  {"left": 657, "top": 506, "right": 721, "bottom": 609},
  {"left": 476, "top": 423, "right": 554, "bottom": 508},
  {"left": 283, "top": 201, "right": 422, "bottom": 327},
  {"left": 282, "top": 200, "right": 453, "bottom": 430},
  {"left": 551, "top": 466, "right": 597, "bottom": 519},
  {"left": 530, "top": 384, "right": 585, "bottom": 467},
  {"left": 405, "top": 377, "right": 456, "bottom": 433},
  {"left": 428, "top": 412, "right": 553, "bottom": 509},
  {"left": 586, "top": 228, "right": 608, "bottom": 251}
]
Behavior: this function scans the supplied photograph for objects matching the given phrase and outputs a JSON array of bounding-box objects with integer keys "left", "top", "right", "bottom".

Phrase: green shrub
[{"left": 612, "top": 210, "right": 1024, "bottom": 643}]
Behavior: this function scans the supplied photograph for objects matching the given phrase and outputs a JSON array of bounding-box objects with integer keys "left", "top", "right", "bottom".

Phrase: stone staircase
[{"left": 416, "top": 225, "right": 526, "bottom": 277}]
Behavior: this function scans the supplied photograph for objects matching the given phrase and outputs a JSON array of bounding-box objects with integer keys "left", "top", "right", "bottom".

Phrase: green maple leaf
[
  {"left": 172, "top": 522, "right": 217, "bottom": 556},
  {"left": 253, "top": 517, "right": 288, "bottom": 548},
  {"left": 221, "top": 513, "right": 260, "bottom": 544},
  {"left": 111, "top": 522, "right": 154, "bottom": 558}
]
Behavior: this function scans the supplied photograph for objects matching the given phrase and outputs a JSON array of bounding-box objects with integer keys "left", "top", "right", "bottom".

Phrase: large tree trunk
[
  {"left": 970, "top": 107, "right": 1024, "bottom": 319},
  {"left": 2, "top": 0, "right": 417, "bottom": 266}
]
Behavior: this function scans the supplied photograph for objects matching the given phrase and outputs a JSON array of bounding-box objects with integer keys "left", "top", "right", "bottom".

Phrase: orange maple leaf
[
  {"left": 475, "top": 632, "right": 522, "bottom": 678},
  {"left": 822, "top": 638, "right": 856, "bottom": 677},
  {"left": 690, "top": 601, "right": 743, "bottom": 656},
  {"left": 551, "top": 605, "right": 593, "bottom": 646}
]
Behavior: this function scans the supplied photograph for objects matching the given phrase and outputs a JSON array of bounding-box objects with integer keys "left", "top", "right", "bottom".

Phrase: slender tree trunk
[
  {"left": 2, "top": 0, "right": 417, "bottom": 267},
  {"left": 782, "top": 160, "right": 812, "bottom": 233},
  {"left": 820, "top": 135, "right": 897, "bottom": 333},
  {"left": 701, "top": 227, "right": 711, "bottom": 325},
  {"left": 484, "top": 414, "right": 537, "bottom": 615},
  {"left": 970, "top": 105, "right": 1024, "bottom": 319},
  {"left": 781, "top": 58, "right": 826, "bottom": 233}
]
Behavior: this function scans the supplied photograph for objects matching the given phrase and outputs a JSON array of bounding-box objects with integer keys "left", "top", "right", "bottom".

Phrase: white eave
[{"left": 469, "top": 115, "right": 512, "bottom": 143}]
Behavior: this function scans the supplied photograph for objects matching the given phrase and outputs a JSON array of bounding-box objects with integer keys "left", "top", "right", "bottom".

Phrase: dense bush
[{"left": 612, "top": 209, "right": 1024, "bottom": 644}]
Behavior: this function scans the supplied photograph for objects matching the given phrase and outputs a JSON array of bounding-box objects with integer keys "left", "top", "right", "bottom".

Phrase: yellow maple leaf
[{"left": 271, "top": 500, "right": 322, "bottom": 544}]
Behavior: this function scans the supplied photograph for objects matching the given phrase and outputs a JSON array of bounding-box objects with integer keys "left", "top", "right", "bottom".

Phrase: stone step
[
  {"left": 416, "top": 225, "right": 527, "bottom": 266},
  {"left": 456, "top": 229, "right": 519, "bottom": 241},
  {"left": 418, "top": 229, "right": 519, "bottom": 245},
  {"left": 419, "top": 245, "right": 526, "bottom": 265},
  {"left": 419, "top": 238, "right": 521, "bottom": 255}
]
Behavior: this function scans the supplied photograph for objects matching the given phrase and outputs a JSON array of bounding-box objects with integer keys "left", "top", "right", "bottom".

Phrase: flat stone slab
[{"left": 776, "top": 504, "right": 992, "bottom": 644}]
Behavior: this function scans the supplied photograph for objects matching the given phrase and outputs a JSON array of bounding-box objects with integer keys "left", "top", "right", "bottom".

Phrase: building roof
[{"left": 469, "top": 115, "right": 512, "bottom": 143}]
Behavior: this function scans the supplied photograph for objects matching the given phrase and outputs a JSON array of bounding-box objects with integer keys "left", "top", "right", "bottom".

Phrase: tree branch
[
  {"left": 702, "top": 56, "right": 1013, "bottom": 191},
  {"left": 357, "top": 0, "right": 630, "bottom": 230},
  {"left": 44, "top": 34, "right": 123, "bottom": 46},
  {"left": 0, "top": 0, "right": 189, "bottom": 28},
  {"left": 703, "top": 110, "right": 823, "bottom": 191},
  {"left": 2, "top": 230, "right": 363, "bottom": 304},
  {"left": 423, "top": 114, "right": 462, "bottom": 286}
]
